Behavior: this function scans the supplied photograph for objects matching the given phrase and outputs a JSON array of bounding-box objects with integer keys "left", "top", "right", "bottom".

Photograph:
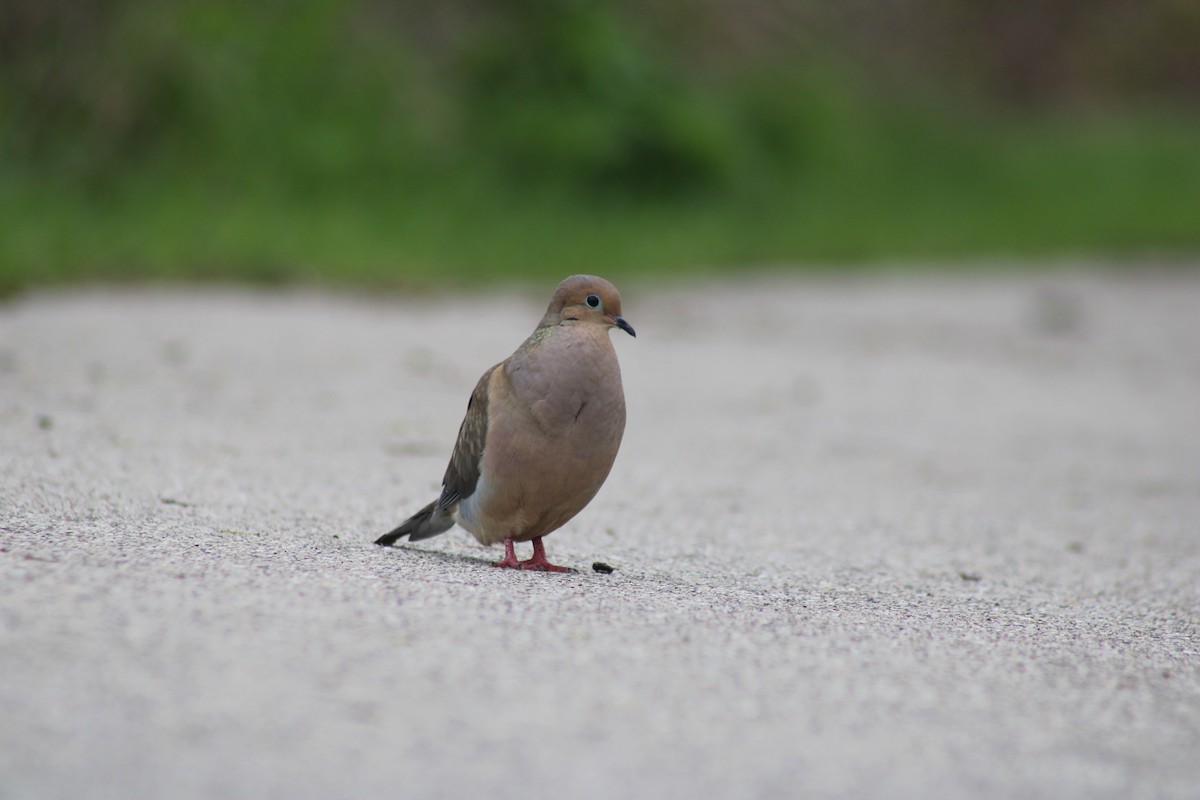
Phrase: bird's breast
[{"left": 505, "top": 327, "right": 626, "bottom": 439}]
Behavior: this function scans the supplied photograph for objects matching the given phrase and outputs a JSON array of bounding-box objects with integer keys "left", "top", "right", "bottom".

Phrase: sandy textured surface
[{"left": 2, "top": 271, "right": 1198, "bottom": 799}]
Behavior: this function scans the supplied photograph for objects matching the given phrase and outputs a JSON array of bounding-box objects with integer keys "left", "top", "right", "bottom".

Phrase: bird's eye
[{"left": 585, "top": 294, "right": 601, "bottom": 309}]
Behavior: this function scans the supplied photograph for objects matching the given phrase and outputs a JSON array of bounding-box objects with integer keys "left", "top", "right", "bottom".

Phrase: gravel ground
[{"left": 2, "top": 271, "right": 1198, "bottom": 800}]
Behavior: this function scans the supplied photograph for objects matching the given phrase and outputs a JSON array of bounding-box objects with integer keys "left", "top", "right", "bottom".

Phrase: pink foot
[
  {"left": 518, "top": 537, "right": 575, "bottom": 573},
  {"left": 491, "top": 537, "right": 575, "bottom": 573},
  {"left": 492, "top": 538, "right": 523, "bottom": 569}
]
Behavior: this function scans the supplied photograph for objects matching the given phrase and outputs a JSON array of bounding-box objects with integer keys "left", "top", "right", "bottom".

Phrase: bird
[{"left": 376, "top": 275, "right": 635, "bottom": 572}]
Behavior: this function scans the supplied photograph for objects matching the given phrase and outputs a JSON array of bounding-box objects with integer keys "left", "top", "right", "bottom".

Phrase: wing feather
[{"left": 435, "top": 364, "right": 496, "bottom": 511}]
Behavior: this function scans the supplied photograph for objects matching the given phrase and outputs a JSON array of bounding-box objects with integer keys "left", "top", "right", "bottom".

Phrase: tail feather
[{"left": 375, "top": 500, "right": 455, "bottom": 546}]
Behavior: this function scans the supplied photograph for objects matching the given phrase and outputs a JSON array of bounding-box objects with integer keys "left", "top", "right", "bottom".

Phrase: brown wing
[{"left": 434, "top": 364, "right": 496, "bottom": 512}]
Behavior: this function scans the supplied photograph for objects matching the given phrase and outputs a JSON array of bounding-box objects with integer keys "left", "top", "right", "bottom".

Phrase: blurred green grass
[{"left": 2, "top": 0, "right": 1198, "bottom": 292}]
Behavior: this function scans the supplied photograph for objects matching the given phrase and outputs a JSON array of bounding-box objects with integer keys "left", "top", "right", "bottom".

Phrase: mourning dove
[{"left": 376, "top": 275, "right": 635, "bottom": 572}]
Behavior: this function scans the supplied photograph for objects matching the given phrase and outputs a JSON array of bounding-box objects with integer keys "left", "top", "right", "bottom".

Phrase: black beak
[{"left": 613, "top": 316, "right": 636, "bottom": 337}]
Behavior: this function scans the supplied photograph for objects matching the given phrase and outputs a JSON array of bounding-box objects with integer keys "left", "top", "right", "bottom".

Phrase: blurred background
[{"left": 1, "top": 0, "right": 1198, "bottom": 292}]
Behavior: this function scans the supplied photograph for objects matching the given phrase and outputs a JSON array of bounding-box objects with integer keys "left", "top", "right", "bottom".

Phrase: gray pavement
[{"left": 1, "top": 270, "right": 1198, "bottom": 799}]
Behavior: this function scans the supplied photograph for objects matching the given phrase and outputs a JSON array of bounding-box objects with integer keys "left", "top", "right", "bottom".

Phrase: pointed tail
[{"left": 375, "top": 500, "right": 455, "bottom": 546}]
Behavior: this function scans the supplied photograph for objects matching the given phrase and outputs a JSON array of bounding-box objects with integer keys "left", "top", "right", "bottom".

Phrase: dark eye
[{"left": 585, "top": 294, "right": 601, "bottom": 309}]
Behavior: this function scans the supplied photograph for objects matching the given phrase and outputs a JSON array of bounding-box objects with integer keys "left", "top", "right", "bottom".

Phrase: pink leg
[
  {"left": 491, "top": 538, "right": 522, "bottom": 569},
  {"left": 518, "top": 537, "right": 574, "bottom": 573}
]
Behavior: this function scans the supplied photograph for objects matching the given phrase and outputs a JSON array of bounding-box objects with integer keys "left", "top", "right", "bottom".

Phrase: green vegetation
[{"left": 2, "top": 1, "right": 1198, "bottom": 291}]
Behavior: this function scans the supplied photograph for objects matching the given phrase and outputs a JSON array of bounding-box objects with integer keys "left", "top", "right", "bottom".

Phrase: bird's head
[{"left": 543, "top": 275, "right": 636, "bottom": 337}]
